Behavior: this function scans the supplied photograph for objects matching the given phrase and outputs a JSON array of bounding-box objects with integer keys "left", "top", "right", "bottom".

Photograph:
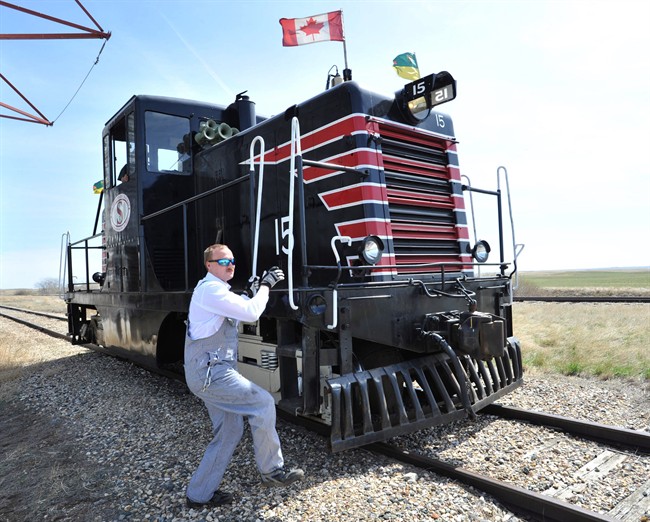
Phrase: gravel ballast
[{"left": 1, "top": 317, "right": 648, "bottom": 522}]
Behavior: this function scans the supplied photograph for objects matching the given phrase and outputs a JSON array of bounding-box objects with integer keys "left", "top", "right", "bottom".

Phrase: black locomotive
[{"left": 62, "top": 71, "right": 523, "bottom": 451}]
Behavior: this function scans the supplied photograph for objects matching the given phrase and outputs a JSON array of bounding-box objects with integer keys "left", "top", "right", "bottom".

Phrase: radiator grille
[{"left": 378, "top": 123, "right": 464, "bottom": 275}]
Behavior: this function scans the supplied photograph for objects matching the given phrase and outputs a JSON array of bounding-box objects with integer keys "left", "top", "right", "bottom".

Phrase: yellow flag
[{"left": 393, "top": 52, "right": 420, "bottom": 81}]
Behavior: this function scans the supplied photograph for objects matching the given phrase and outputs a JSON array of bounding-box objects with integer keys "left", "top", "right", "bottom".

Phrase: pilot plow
[{"left": 326, "top": 339, "right": 523, "bottom": 452}]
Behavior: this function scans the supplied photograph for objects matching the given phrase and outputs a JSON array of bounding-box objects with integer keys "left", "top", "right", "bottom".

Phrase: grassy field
[
  {"left": 512, "top": 268, "right": 650, "bottom": 381},
  {"left": 515, "top": 268, "right": 650, "bottom": 297},
  {"left": 520, "top": 268, "right": 649, "bottom": 287},
  {"left": 514, "top": 302, "right": 649, "bottom": 380},
  {"left": 1, "top": 268, "right": 649, "bottom": 381}
]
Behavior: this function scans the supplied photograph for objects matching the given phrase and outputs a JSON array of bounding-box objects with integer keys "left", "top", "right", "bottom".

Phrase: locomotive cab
[{"left": 62, "top": 73, "right": 523, "bottom": 451}]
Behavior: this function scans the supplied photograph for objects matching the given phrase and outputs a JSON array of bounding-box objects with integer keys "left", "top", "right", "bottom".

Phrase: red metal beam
[
  {"left": 0, "top": 102, "right": 52, "bottom": 125},
  {"left": 0, "top": 1, "right": 110, "bottom": 125},
  {"left": 0, "top": 73, "right": 52, "bottom": 125},
  {"left": 0, "top": 1, "right": 111, "bottom": 40},
  {"left": 1, "top": 32, "right": 109, "bottom": 40}
]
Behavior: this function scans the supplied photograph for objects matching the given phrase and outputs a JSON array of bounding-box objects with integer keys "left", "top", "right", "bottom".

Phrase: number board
[{"left": 403, "top": 72, "right": 457, "bottom": 107}]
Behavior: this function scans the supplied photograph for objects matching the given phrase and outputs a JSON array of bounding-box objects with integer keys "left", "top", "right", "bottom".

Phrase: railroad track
[
  {"left": 0, "top": 304, "right": 67, "bottom": 322},
  {"left": 514, "top": 296, "right": 650, "bottom": 303},
  {"left": 3, "top": 304, "right": 649, "bottom": 521},
  {"left": 0, "top": 304, "right": 68, "bottom": 339},
  {"left": 481, "top": 404, "right": 650, "bottom": 454},
  {"left": 279, "top": 407, "right": 650, "bottom": 522}
]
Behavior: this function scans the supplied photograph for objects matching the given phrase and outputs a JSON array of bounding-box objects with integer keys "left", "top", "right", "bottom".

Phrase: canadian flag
[{"left": 279, "top": 11, "right": 345, "bottom": 47}]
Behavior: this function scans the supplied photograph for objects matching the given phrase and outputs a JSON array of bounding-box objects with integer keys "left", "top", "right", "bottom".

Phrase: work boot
[
  {"left": 186, "top": 490, "right": 233, "bottom": 508},
  {"left": 261, "top": 467, "right": 305, "bottom": 488}
]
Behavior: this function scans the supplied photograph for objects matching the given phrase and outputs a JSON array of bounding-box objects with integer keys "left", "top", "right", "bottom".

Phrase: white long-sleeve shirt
[{"left": 187, "top": 273, "right": 269, "bottom": 340}]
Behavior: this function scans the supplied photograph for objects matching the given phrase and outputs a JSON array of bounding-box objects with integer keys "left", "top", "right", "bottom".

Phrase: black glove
[
  {"left": 260, "top": 267, "right": 285, "bottom": 288},
  {"left": 243, "top": 275, "right": 260, "bottom": 298}
]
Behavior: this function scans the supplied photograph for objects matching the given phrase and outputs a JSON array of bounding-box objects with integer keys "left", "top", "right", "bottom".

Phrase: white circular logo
[{"left": 110, "top": 193, "right": 131, "bottom": 232}]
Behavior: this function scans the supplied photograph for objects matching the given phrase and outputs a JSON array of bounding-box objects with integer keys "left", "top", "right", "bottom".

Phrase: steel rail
[
  {"left": 0, "top": 304, "right": 67, "bottom": 321},
  {"left": 369, "top": 442, "right": 616, "bottom": 522},
  {"left": 0, "top": 309, "right": 68, "bottom": 340},
  {"left": 482, "top": 404, "right": 650, "bottom": 454},
  {"left": 276, "top": 409, "right": 617, "bottom": 522},
  {"left": 514, "top": 296, "right": 650, "bottom": 303},
  {"left": 0, "top": 309, "right": 185, "bottom": 382}
]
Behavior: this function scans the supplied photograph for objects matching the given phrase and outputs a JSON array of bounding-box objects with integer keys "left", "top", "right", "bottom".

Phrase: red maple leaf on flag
[
  {"left": 299, "top": 17, "right": 324, "bottom": 37},
  {"left": 279, "top": 11, "right": 344, "bottom": 46}
]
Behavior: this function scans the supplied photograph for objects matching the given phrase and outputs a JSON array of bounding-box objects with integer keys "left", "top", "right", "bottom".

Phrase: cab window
[
  {"left": 104, "top": 111, "right": 135, "bottom": 187},
  {"left": 144, "top": 112, "right": 191, "bottom": 174}
]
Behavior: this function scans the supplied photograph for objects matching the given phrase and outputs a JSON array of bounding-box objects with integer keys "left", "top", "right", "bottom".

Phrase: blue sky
[{"left": 1, "top": 0, "right": 649, "bottom": 289}]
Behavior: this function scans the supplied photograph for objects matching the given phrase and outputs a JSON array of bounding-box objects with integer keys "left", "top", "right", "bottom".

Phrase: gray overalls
[{"left": 184, "top": 317, "right": 284, "bottom": 503}]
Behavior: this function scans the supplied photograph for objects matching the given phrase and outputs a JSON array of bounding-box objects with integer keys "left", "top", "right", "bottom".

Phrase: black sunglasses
[{"left": 208, "top": 258, "right": 236, "bottom": 266}]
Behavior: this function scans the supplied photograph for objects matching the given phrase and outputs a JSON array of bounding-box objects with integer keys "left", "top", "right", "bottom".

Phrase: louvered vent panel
[{"left": 378, "top": 126, "right": 463, "bottom": 274}]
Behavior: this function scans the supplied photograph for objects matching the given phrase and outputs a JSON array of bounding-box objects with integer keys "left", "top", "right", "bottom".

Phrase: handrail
[
  {"left": 306, "top": 260, "right": 506, "bottom": 271},
  {"left": 140, "top": 175, "right": 250, "bottom": 222},
  {"left": 327, "top": 235, "right": 352, "bottom": 329},
  {"left": 286, "top": 117, "right": 301, "bottom": 310},
  {"left": 249, "top": 135, "right": 265, "bottom": 279},
  {"left": 68, "top": 176, "right": 250, "bottom": 295},
  {"left": 461, "top": 175, "right": 478, "bottom": 246},
  {"left": 140, "top": 174, "right": 250, "bottom": 291},
  {"left": 461, "top": 174, "right": 480, "bottom": 277},
  {"left": 497, "top": 166, "right": 524, "bottom": 291},
  {"left": 302, "top": 158, "right": 369, "bottom": 177},
  {"left": 67, "top": 232, "right": 102, "bottom": 247},
  {"left": 58, "top": 232, "right": 70, "bottom": 298},
  {"left": 461, "top": 182, "right": 509, "bottom": 277},
  {"left": 59, "top": 231, "right": 106, "bottom": 295}
]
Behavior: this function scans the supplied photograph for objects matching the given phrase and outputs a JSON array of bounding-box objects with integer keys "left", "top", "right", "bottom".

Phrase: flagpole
[
  {"left": 342, "top": 39, "right": 351, "bottom": 80},
  {"left": 340, "top": 10, "right": 351, "bottom": 81}
]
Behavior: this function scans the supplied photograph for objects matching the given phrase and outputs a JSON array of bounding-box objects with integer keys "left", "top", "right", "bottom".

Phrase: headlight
[
  {"left": 360, "top": 236, "right": 384, "bottom": 265},
  {"left": 471, "top": 240, "right": 491, "bottom": 263},
  {"left": 406, "top": 97, "right": 430, "bottom": 122}
]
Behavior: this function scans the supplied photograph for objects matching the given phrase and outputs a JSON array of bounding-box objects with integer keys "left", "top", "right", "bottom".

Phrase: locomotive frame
[{"left": 61, "top": 73, "right": 523, "bottom": 451}]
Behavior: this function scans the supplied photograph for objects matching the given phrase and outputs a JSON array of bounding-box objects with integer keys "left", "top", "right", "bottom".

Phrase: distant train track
[
  {"left": 514, "top": 296, "right": 650, "bottom": 303},
  {"left": 0, "top": 304, "right": 67, "bottom": 321},
  {"left": 3, "top": 303, "right": 649, "bottom": 521},
  {"left": 0, "top": 305, "right": 184, "bottom": 381},
  {"left": 0, "top": 304, "right": 68, "bottom": 339}
]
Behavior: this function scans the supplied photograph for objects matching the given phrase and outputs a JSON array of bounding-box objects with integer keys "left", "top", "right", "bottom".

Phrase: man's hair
[{"left": 204, "top": 244, "right": 228, "bottom": 264}]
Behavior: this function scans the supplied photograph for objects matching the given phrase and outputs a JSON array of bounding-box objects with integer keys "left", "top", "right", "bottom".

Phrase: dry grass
[
  {"left": 0, "top": 293, "right": 65, "bottom": 314},
  {"left": 514, "top": 302, "right": 650, "bottom": 380},
  {"left": 515, "top": 269, "right": 650, "bottom": 297}
]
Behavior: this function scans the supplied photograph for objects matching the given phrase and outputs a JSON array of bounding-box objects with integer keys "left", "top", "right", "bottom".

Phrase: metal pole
[
  {"left": 497, "top": 189, "right": 505, "bottom": 275},
  {"left": 296, "top": 155, "right": 309, "bottom": 287},
  {"left": 93, "top": 190, "right": 103, "bottom": 236},
  {"left": 340, "top": 12, "right": 351, "bottom": 81},
  {"left": 183, "top": 204, "right": 189, "bottom": 291}
]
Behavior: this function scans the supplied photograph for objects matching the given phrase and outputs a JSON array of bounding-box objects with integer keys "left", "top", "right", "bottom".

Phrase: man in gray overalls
[{"left": 184, "top": 243, "right": 304, "bottom": 508}]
